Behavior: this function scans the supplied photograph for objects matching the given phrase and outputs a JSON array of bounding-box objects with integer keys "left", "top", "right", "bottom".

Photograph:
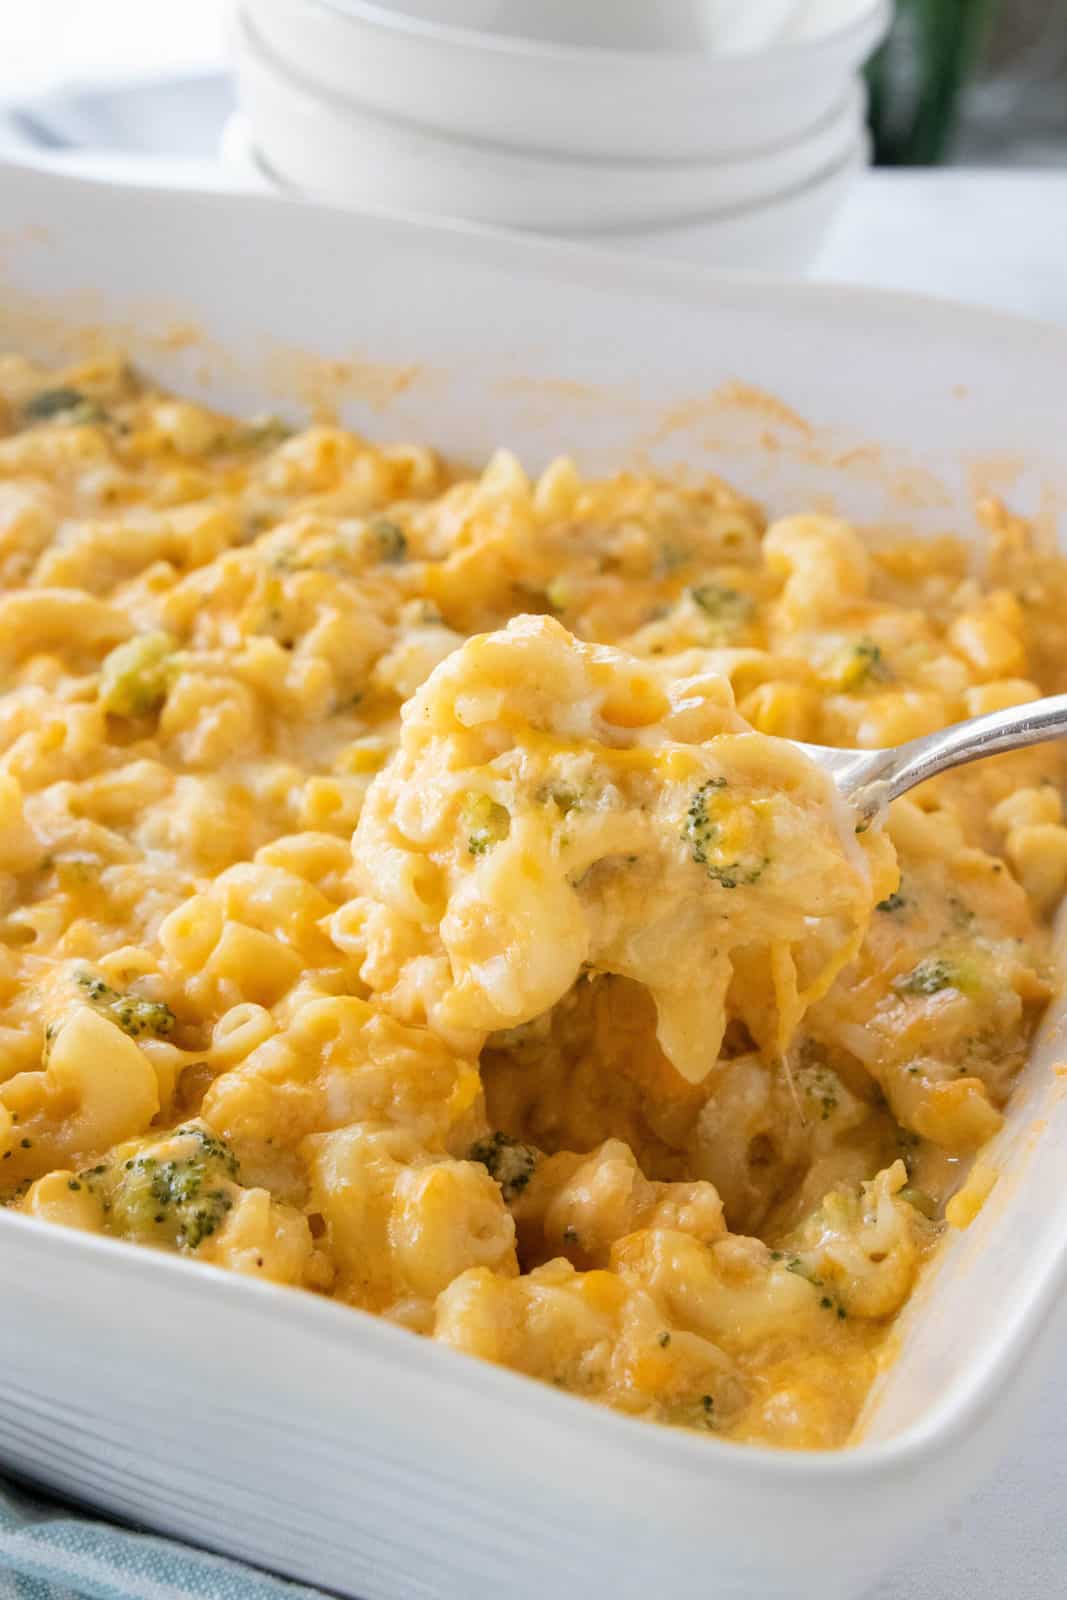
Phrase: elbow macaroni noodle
[{"left": 0, "top": 353, "right": 1064, "bottom": 1450}]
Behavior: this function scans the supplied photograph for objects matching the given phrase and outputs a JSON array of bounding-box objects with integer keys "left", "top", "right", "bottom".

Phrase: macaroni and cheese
[{"left": 1, "top": 354, "right": 1063, "bottom": 1449}]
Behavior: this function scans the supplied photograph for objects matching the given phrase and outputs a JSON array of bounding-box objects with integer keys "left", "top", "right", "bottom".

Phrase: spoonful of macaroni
[
  {"left": 339, "top": 614, "right": 1067, "bottom": 1093},
  {"left": 339, "top": 614, "right": 898, "bottom": 1086}
]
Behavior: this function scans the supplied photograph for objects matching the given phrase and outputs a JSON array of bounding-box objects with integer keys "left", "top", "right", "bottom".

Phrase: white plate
[
  {"left": 231, "top": 4, "right": 866, "bottom": 232},
  {"left": 245, "top": 0, "right": 890, "bottom": 160},
  {"left": 1, "top": 159, "right": 1067, "bottom": 1600}
]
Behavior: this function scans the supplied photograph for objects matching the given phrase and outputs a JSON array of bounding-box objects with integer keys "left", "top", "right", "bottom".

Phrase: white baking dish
[{"left": 1, "top": 158, "right": 1067, "bottom": 1600}]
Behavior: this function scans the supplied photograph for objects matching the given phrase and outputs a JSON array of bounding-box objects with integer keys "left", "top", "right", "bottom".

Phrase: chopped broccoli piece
[
  {"left": 775, "top": 1249, "right": 849, "bottom": 1315},
  {"left": 689, "top": 584, "right": 755, "bottom": 632},
  {"left": 539, "top": 783, "right": 582, "bottom": 815},
  {"left": 896, "top": 952, "right": 984, "bottom": 999},
  {"left": 895, "top": 958, "right": 955, "bottom": 996},
  {"left": 24, "top": 386, "right": 86, "bottom": 418},
  {"left": 99, "top": 632, "right": 176, "bottom": 718},
  {"left": 463, "top": 793, "right": 510, "bottom": 857},
  {"left": 686, "top": 777, "right": 726, "bottom": 848},
  {"left": 666, "top": 1391, "right": 718, "bottom": 1432},
  {"left": 469, "top": 1131, "right": 539, "bottom": 1201},
  {"left": 0, "top": 1178, "right": 31, "bottom": 1208},
  {"left": 877, "top": 890, "right": 907, "bottom": 913},
  {"left": 105, "top": 1125, "right": 239, "bottom": 1250},
  {"left": 781, "top": 1252, "right": 821, "bottom": 1284},
  {"left": 852, "top": 640, "right": 887, "bottom": 682},
  {"left": 22, "top": 387, "right": 105, "bottom": 424},
  {"left": 76, "top": 971, "right": 176, "bottom": 1038},
  {"left": 684, "top": 779, "right": 766, "bottom": 889},
  {"left": 370, "top": 519, "right": 407, "bottom": 563},
  {"left": 233, "top": 416, "right": 293, "bottom": 450},
  {"left": 800, "top": 1064, "right": 841, "bottom": 1121},
  {"left": 828, "top": 637, "right": 891, "bottom": 692}
]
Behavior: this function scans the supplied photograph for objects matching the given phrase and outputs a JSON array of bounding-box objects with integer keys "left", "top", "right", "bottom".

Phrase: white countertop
[
  {"left": 865, "top": 1297, "right": 1067, "bottom": 1600},
  {"left": 816, "top": 169, "right": 1067, "bottom": 327}
]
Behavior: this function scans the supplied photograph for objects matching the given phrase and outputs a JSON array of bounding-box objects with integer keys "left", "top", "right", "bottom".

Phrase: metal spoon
[{"left": 793, "top": 693, "right": 1067, "bottom": 829}]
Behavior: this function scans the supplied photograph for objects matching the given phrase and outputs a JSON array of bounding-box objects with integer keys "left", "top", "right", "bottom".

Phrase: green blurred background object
[{"left": 868, "top": 0, "right": 1000, "bottom": 165}]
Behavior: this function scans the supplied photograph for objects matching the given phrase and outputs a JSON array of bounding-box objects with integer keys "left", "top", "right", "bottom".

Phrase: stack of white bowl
[{"left": 228, "top": 0, "right": 890, "bottom": 269}]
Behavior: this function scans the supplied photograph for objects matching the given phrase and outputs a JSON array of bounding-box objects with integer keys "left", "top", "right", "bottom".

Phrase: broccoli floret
[
  {"left": 895, "top": 953, "right": 984, "bottom": 999},
  {"left": 22, "top": 387, "right": 105, "bottom": 424},
  {"left": 779, "top": 1252, "right": 820, "bottom": 1284},
  {"left": 233, "top": 416, "right": 293, "bottom": 450},
  {"left": 828, "top": 638, "right": 891, "bottom": 692},
  {"left": 99, "top": 632, "right": 176, "bottom": 718},
  {"left": 469, "top": 1131, "right": 539, "bottom": 1201},
  {"left": 772, "top": 1249, "right": 848, "bottom": 1316},
  {"left": 115, "top": 996, "right": 176, "bottom": 1038},
  {"left": 75, "top": 971, "right": 176, "bottom": 1038},
  {"left": 541, "top": 784, "right": 582, "bottom": 816},
  {"left": 104, "top": 1124, "right": 239, "bottom": 1250},
  {"left": 370, "top": 519, "right": 407, "bottom": 563},
  {"left": 665, "top": 1391, "right": 718, "bottom": 1432},
  {"left": 685, "top": 778, "right": 726, "bottom": 863},
  {"left": 463, "top": 794, "right": 510, "bottom": 857},
  {"left": 894, "top": 958, "right": 954, "bottom": 996},
  {"left": 799, "top": 1064, "right": 841, "bottom": 1121},
  {"left": 689, "top": 584, "right": 755, "bottom": 635},
  {"left": 684, "top": 779, "right": 767, "bottom": 889}
]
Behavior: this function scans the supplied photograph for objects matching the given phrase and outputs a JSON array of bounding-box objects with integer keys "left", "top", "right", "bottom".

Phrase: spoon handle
[{"left": 884, "top": 693, "right": 1067, "bottom": 803}]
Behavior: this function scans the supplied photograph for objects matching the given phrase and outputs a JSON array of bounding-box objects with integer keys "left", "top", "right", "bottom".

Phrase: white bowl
[
  {"left": 571, "top": 137, "right": 867, "bottom": 273},
  {"left": 4, "top": 158, "right": 1067, "bottom": 1600},
  {"left": 241, "top": 105, "right": 866, "bottom": 277},
  {"left": 232, "top": 5, "right": 866, "bottom": 231},
  {"left": 370, "top": 0, "right": 808, "bottom": 53},
  {"left": 243, "top": 0, "right": 890, "bottom": 160}
]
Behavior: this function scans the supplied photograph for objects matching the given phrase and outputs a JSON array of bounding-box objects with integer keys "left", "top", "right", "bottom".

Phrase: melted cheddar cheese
[{"left": 1, "top": 352, "right": 1063, "bottom": 1450}]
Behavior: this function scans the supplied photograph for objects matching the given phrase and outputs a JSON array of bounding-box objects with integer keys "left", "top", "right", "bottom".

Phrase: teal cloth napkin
[{"left": 0, "top": 1476, "right": 328, "bottom": 1600}]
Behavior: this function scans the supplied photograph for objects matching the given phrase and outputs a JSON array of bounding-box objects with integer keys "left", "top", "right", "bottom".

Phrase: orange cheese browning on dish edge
[{"left": 0, "top": 354, "right": 1063, "bottom": 1449}]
